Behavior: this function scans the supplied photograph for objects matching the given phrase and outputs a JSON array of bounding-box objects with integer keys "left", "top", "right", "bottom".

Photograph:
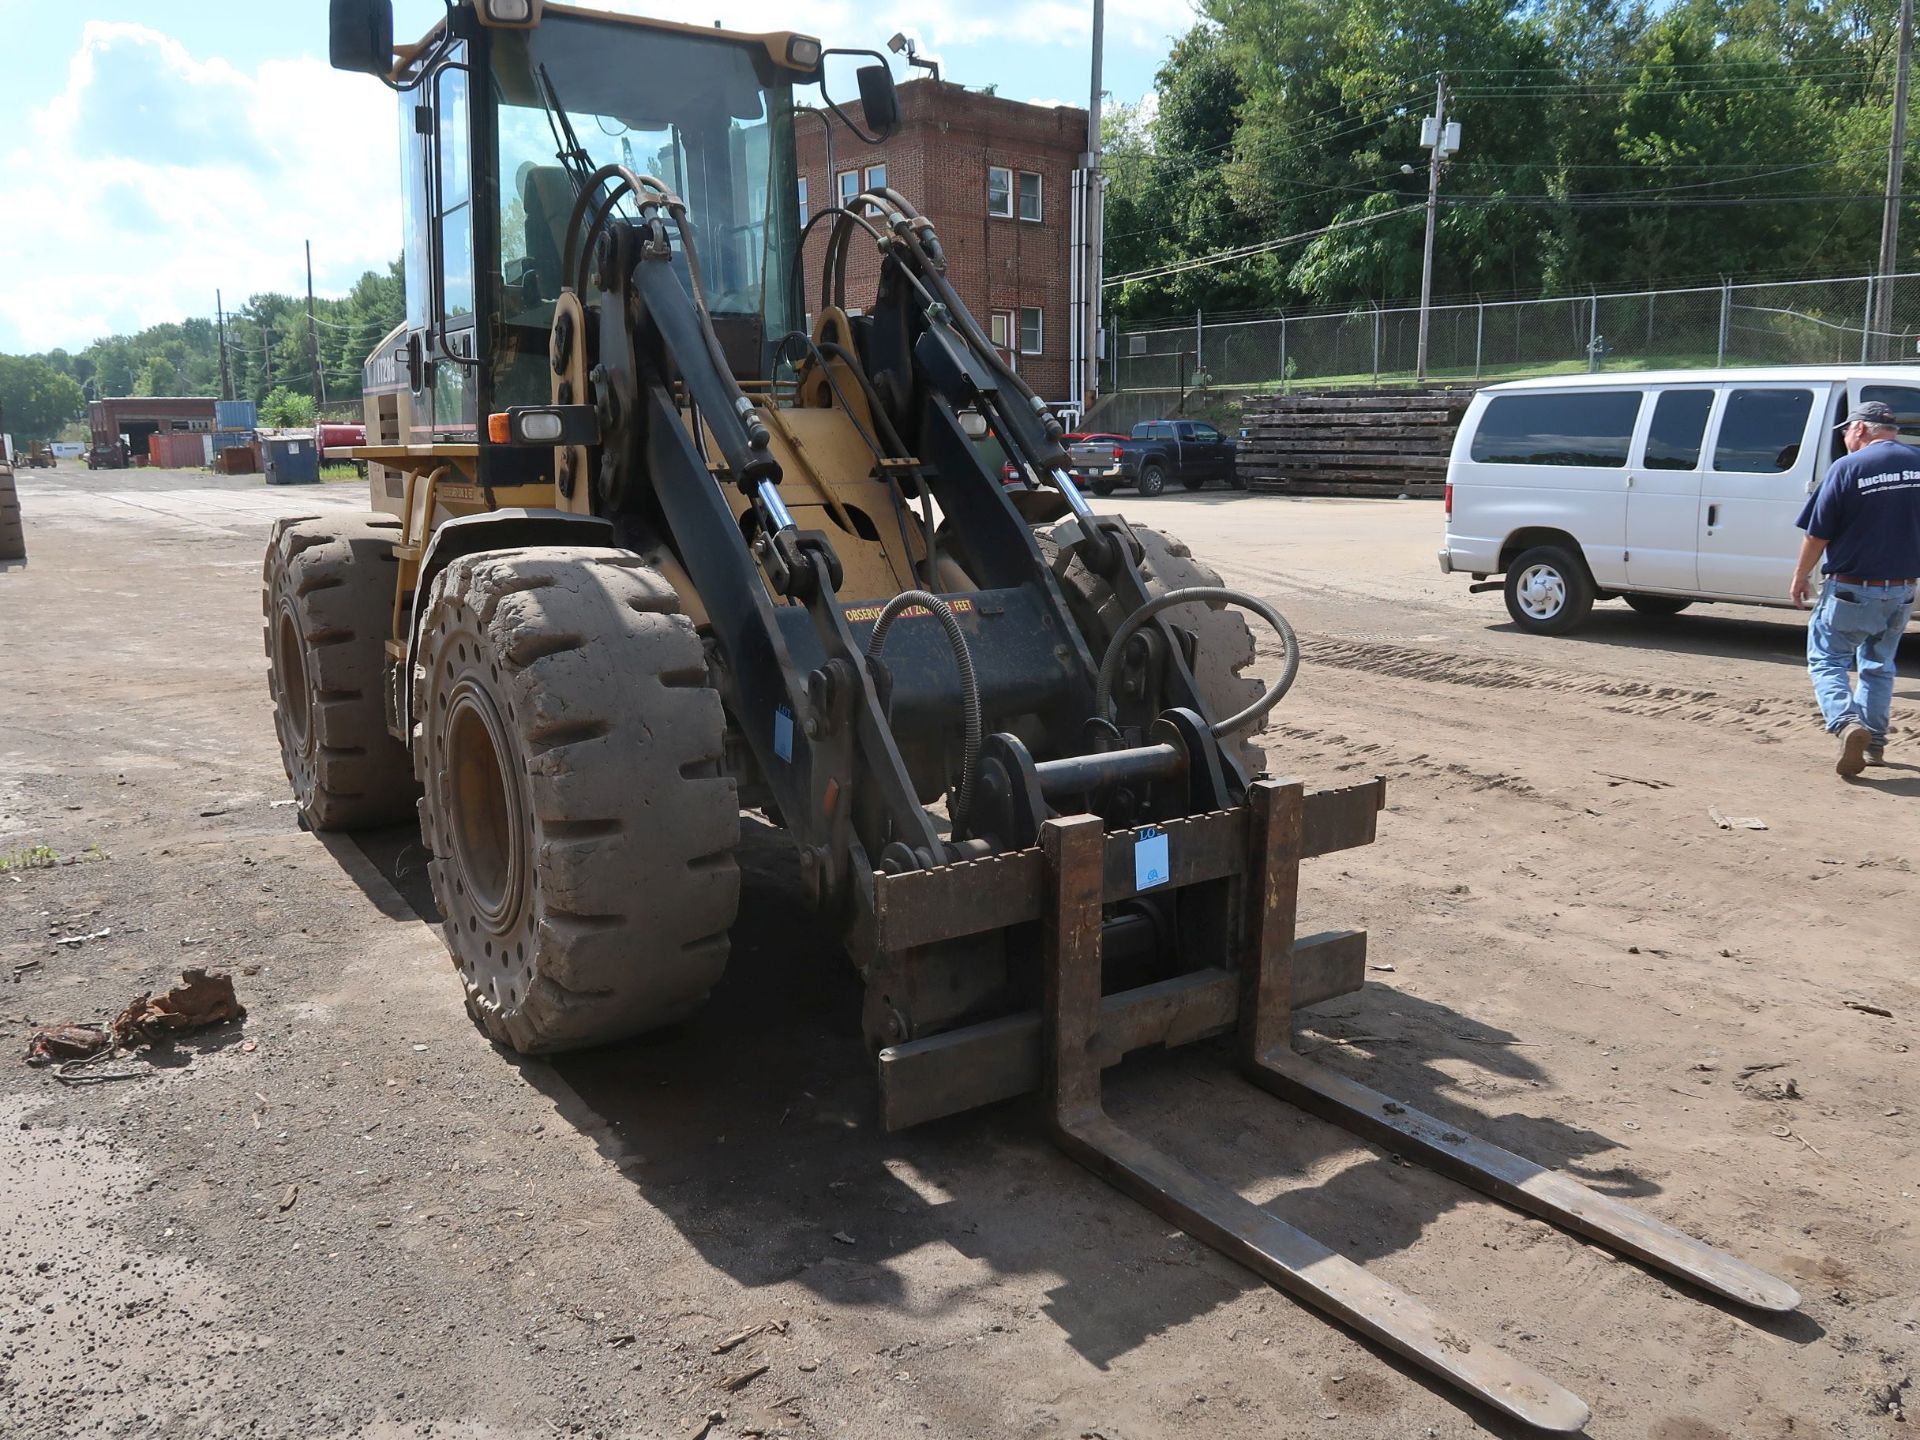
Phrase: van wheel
[
  {"left": 1503, "top": 545, "right": 1595, "bottom": 635},
  {"left": 1624, "top": 593, "right": 1692, "bottom": 616},
  {"left": 1138, "top": 463, "right": 1167, "bottom": 496}
]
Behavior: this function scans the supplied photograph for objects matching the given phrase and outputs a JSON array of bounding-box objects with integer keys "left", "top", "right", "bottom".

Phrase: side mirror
[
  {"left": 856, "top": 65, "right": 901, "bottom": 141},
  {"left": 329, "top": 0, "right": 394, "bottom": 75}
]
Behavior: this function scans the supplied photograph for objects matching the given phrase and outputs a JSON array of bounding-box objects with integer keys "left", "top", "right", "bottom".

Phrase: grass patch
[
  {"left": 319, "top": 462, "right": 362, "bottom": 481},
  {"left": 0, "top": 842, "right": 110, "bottom": 873},
  {"left": 0, "top": 844, "right": 59, "bottom": 872}
]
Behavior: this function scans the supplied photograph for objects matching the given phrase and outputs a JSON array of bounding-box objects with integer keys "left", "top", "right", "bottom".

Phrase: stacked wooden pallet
[{"left": 1237, "top": 387, "right": 1477, "bottom": 497}]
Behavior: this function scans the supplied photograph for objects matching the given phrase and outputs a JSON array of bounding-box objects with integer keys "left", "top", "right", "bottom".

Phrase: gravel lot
[{"left": 0, "top": 464, "right": 1913, "bottom": 1439}]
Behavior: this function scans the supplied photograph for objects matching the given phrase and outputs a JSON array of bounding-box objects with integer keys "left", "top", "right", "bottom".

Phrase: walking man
[{"left": 1790, "top": 399, "right": 1920, "bottom": 776}]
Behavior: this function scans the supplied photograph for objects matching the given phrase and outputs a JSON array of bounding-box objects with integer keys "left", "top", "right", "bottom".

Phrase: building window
[
  {"left": 1019, "top": 306, "right": 1043, "bottom": 355},
  {"left": 1018, "top": 171, "right": 1042, "bottom": 222},
  {"left": 989, "top": 311, "right": 1015, "bottom": 350},
  {"left": 864, "top": 163, "right": 887, "bottom": 193},
  {"left": 987, "top": 166, "right": 1012, "bottom": 218},
  {"left": 797, "top": 176, "right": 809, "bottom": 225},
  {"left": 838, "top": 169, "right": 859, "bottom": 206}
]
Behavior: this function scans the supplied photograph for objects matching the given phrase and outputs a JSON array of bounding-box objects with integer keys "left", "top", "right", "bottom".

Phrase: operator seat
[{"left": 515, "top": 162, "right": 576, "bottom": 308}]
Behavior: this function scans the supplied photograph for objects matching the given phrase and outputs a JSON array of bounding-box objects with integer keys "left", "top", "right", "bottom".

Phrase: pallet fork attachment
[{"left": 1029, "top": 779, "right": 1798, "bottom": 1433}]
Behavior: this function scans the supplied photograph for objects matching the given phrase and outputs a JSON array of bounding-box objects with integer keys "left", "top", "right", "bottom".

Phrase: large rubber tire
[
  {"left": 1503, "top": 544, "right": 1596, "bottom": 635},
  {"left": 263, "top": 513, "right": 416, "bottom": 829},
  {"left": 1623, "top": 593, "right": 1693, "bottom": 616},
  {"left": 0, "top": 470, "right": 22, "bottom": 561},
  {"left": 1039, "top": 524, "right": 1267, "bottom": 773},
  {"left": 414, "top": 547, "right": 740, "bottom": 1054},
  {"left": 1180, "top": 473, "right": 1207, "bottom": 492},
  {"left": 1138, "top": 462, "right": 1168, "bottom": 497},
  {"left": 1092, "top": 478, "right": 1117, "bottom": 497}
]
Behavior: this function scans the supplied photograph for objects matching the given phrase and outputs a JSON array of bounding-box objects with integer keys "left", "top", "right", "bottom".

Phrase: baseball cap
[{"left": 1835, "top": 399, "right": 1899, "bottom": 428}]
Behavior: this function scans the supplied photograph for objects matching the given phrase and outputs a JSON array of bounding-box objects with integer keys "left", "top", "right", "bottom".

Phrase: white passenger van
[{"left": 1438, "top": 367, "right": 1920, "bottom": 633}]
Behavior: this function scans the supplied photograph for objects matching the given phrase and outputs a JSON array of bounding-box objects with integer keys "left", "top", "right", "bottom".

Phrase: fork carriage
[{"left": 875, "top": 771, "right": 1796, "bottom": 1434}]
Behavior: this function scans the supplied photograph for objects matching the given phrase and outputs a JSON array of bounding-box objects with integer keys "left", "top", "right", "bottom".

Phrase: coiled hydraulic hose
[
  {"left": 1094, "top": 587, "right": 1301, "bottom": 740},
  {"left": 866, "top": 591, "right": 981, "bottom": 830}
]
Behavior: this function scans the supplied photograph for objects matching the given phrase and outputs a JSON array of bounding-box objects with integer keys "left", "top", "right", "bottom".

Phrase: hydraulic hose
[
  {"left": 866, "top": 590, "right": 981, "bottom": 831},
  {"left": 1094, "top": 587, "right": 1301, "bottom": 740}
]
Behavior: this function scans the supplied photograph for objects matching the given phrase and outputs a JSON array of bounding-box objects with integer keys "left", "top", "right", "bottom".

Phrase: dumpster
[{"left": 264, "top": 435, "right": 320, "bottom": 485}]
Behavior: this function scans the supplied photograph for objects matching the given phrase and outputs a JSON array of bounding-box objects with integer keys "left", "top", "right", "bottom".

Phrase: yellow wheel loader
[{"left": 264, "top": 2, "right": 1798, "bottom": 1425}]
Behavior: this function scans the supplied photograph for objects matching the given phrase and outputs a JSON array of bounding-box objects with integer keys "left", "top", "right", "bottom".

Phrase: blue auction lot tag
[
  {"left": 773, "top": 705, "right": 794, "bottom": 762},
  {"left": 1135, "top": 825, "right": 1170, "bottom": 890}
]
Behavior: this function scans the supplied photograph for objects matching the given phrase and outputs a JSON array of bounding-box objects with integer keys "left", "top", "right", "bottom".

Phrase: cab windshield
[{"left": 487, "top": 15, "right": 798, "bottom": 396}]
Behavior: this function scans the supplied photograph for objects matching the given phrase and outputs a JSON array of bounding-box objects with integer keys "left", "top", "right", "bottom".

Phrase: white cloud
[
  {"left": 580, "top": 0, "right": 1196, "bottom": 72},
  {"left": 0, "top": 22, "right": 400, "bottom": 354}
]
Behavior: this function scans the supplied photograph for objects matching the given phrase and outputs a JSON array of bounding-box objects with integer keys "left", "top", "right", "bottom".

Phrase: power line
[{"left": 1105, "top": 206, "right": 1422, "bottom": 287}]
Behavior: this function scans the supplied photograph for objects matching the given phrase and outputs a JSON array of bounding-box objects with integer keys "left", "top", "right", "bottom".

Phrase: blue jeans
[{"left": 1806, "top": 577, "right": 1914, "bottom": 741}]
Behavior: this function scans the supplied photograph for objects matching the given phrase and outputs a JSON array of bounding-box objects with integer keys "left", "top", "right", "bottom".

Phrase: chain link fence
[{"left": 1106, "top": 272, "right": 1920, "bottom": 400}]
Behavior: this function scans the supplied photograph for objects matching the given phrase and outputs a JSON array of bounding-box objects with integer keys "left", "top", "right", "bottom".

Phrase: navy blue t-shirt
[{"left": 1796, "top": 439, "right": 1920, "bottom": 580}]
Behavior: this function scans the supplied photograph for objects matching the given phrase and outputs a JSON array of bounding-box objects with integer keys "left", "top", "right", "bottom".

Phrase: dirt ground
[{"left": 0, "top": 464, "right": 1914, "bottom": 1440}]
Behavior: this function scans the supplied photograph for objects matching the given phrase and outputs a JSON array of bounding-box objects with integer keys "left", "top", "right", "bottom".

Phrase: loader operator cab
[{"left": 330, "top": 0, "right": 888, "bottom": 478}]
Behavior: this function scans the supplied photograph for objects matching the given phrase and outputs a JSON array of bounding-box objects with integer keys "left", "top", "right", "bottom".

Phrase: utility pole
[
  {"left": 1416, "top": 76, "right": 1456, "bottom": 383},
  {"left": 1083, "top": 0, "right": 1104, "bottom": 415},
  {"left": 216, "top": 290, "right": 232, "bottom": 403},
  {"left": 1874, "top": 0, "right": 1914, "bottom": 360},
  {"left": 305, "top": 240, "right": 328, "bottom": 409}
]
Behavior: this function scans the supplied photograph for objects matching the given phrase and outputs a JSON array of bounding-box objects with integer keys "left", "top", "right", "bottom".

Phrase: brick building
[{"left": 796, "top": 80, "right": 1091, "bottom": 409}]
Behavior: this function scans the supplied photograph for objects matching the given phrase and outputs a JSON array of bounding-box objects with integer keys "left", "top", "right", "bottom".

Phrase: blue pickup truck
[{"left": 1071, "top": 419, "right": 1242, "bottom": 496}]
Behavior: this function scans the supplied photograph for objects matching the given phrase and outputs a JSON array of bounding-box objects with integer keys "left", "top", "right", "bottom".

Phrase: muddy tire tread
[
  {"left": 262, "top": 512, "right": 416, "bottom": 830},
  {"left": 414, "top": 546, "right": 740, "bottom": 1054}
]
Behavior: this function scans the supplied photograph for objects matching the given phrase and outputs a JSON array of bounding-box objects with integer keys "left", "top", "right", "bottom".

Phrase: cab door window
[{"left": 433, "top": 57, "right": 475, "bottom": 328}]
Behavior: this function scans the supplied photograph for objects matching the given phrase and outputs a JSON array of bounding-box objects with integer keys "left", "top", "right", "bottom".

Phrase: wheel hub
[
  {"left": 444, "top": 682, "right": 529, "bottom": 937},
  {"left": 1517, "top": 564, "right": 1566, "bottom": 620}
]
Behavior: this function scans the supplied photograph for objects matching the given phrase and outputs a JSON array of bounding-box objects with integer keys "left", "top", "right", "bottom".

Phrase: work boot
[
  {"left": 1866, "top": 740, "right": 1886, "bottom": 766},
  {"left": 1836, "top": 722, "right": 1872, "bottom": 777}
]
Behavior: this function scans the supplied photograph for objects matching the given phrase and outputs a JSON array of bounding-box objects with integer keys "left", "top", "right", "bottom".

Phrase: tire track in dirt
[
  {"left": 1261, "top": 718, "right": 1544, "bottom": 803},
  {"left": 1294, "top": 636, "right": 1811, "bottom": 741}
]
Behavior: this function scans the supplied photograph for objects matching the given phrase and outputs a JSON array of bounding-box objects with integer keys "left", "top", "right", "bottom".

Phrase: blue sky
[{"left": 0, "top": 0, "right": 1193, "bottom": 355}]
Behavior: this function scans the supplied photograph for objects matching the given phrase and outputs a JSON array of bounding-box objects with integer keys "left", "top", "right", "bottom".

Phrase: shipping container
[
  {"left": 216, "top": 400, "right": 258, "bottom": 432},
  {"left": 264, "top": 435, "right": 320, "bottom": 485}
]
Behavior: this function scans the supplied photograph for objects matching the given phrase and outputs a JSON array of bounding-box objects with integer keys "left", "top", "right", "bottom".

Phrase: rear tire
[
  {"left": 1092, "top": 478, "right": 1117, "bottom": 497},
  {"left": 1503, "top": 545, "right": 1595, "bottom": 635},
  {"left": 1180, "top": 473, "right": 1206, "bottom": 492},
  {"left": 0, "top": 470, "right": 23, "bottom": 561},
  {"left": 1040, "top": 524, "right": 1267, "bottom": 773},
  {"left": 414, "top": 547, "right": 740, "bottom": 1054},
  {"left": 1623, "top": 593, "right": 1693, "bottom": 616},
  {"left": 263, "top": 513, "right": 416, "bottom": 829},
  {"left": 1138, "top": 463, "right": 1168, "bottom": 497}
]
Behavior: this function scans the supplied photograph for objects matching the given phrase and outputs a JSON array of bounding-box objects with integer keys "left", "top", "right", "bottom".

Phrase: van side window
[
  {"left": 1643, "top": 390, "right": 1714, "bottom": 470},
  {"left": 1712, "top": 389, "right": 1812, "bottom": 474},
  {"left": 1468, "top": 391, "right": 1642, "bottom": 467},
  {"left": 1858, "top": 384, "right": 1920, "bottom": 444}
]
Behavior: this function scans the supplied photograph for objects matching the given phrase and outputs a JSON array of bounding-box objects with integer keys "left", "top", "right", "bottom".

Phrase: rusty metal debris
[
  {"left": 110, "top": 968, "right": 245, "bottom": 1047},
  {"left": 24, "top": 1023, "right": 111, "bottom": 1066}
]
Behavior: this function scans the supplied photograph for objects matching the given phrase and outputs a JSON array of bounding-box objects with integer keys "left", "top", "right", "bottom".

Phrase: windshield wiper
[{"left": 536, "top": 63, "right": 597, "bottom": 191}]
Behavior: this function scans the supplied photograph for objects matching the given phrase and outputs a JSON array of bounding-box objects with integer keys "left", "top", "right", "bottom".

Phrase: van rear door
[
  {"left": 1625, "top": 388, "right": 1714, "bottom": 593},
  {"left": 1697, "top": 383, "right": 1828, "bottom": 599}
]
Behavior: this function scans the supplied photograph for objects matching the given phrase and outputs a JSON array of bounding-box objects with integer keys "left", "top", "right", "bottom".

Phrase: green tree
[
  {"left": 259, "top": 385, "right": 317, "bottom": 428},
  {"left": 0, "top": 356, "right": 86, "bottom": 442}
]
